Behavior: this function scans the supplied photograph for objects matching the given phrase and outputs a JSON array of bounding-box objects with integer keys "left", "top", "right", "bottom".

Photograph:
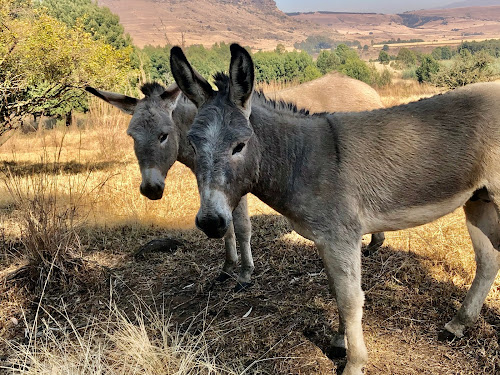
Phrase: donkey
[
  {"left": 170, "top": 44, "right": 500, "bottom": 375},
  {"left": 85, "top": 83, "right": 255, "bottom": 290}
]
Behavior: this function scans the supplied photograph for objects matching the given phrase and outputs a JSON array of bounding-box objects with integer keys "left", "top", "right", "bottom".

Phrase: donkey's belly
[
  {"left": 362, "top": 189, "right": 475, "bottom": 234},
  {"left": 289, "top": 219, "right": 316, "bottom": 241}
]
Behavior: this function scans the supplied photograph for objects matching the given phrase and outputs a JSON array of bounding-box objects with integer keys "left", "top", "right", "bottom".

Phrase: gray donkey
[
  {"left": 85, "top": 83, "right": 255, "bottom": 289},
  {"left": 170, "top": 44, "right": 500, "bottom": 375}
]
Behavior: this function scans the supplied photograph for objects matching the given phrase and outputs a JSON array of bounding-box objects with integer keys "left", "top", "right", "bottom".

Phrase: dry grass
[
  {"left": 3, "top": 300, "right": 239, "bottom": 374},
  {"left": 375, "top": 79, "right": 443, "bottom": 107},
  {"left": 1, "top": 85, "right": 499, "bottom": 374}
]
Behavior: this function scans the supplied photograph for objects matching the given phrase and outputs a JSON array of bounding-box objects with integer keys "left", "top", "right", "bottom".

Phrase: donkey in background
[
  {"left": 170, "top": 44, "right": 500, "bottom": 375},
  {"left": 85, "top": 83, "right": 255, "bottom": 290}
]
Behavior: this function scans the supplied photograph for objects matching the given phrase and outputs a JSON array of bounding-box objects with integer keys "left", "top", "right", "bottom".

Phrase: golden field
[{"left": 0, "top": 86, "right": 499, "bottom": 374}]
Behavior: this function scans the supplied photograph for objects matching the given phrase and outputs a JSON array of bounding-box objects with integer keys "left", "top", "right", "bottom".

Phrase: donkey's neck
[
  {"left": 250, "top": 105, "right": 336, "bottom": 218},
  {"left": 173, "top": 97, "right": 197, "bottom": 170}
]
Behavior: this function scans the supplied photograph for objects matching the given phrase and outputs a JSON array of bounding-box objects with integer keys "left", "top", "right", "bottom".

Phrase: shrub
[
  {"left": 378, "top": 50, "right": 390, "bottom": 64},
  {"left": 316, "top": 50, "right": 340, "bottom": 74},
  {"left": 397, "top": 48, "right": 417, "bottom": 67},
  {"left": 432, "top": 50, "right": 496, "bottom": 88},
  {"left": 416, "top": 55, "right": 440, "bottom": 83}
]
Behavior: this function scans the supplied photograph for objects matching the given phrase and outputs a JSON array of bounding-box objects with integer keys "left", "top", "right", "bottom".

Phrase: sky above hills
[{"left": 274, "top": 0, "right": 486, "bottom": 14}]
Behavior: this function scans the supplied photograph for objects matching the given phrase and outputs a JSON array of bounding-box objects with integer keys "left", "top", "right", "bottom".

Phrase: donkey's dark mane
[
  {"left": 140, "top": 82, "right": 166, "bottom": 97},
  {"left": 140, "top": 82, "right": 191, "bottom": 104},
  {"left": 213, "top": 72, "right": 326, "bottom": 117}
]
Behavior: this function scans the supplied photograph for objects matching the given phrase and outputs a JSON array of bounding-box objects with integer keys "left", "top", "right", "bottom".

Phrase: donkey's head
[
  {"left": 170, "top": 44, "right": 259, "bottom": 238},
  {"left": 86, "top": 83, "right": 182, "bottom": 200}
]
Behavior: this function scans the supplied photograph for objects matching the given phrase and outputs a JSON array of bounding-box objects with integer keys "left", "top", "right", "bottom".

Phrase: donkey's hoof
[
  {"left": 362, "top": 246, "right": 376, "bottom": 257},
  {"left": 438, "top": 329, "right": 457, "bottom": 342},
  {"left": 234, "top": 282, "right": 252, "bottom": 293},
  {"left": 327, "top": 346, "right": 347, "bottom": 359},
  {"left": 215, "top": 272, "right": 232, "bottom": 283}
]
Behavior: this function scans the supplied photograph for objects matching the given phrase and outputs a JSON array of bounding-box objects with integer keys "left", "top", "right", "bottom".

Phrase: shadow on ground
[{"left": 1, "top": 160, "right": 122, "bottom": 177}]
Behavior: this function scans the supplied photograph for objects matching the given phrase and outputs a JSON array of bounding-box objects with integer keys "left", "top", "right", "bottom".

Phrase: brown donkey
[
  {"left": 85, "top": 84, "right": 254, "bottom": 289},
  {"left": 170, "top": 44, "right": 500, "bottom": 375}
]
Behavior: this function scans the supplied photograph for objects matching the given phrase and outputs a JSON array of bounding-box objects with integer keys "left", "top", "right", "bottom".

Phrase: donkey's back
[{"left": 333, "top": 82, "right": 500, "bottom": 233}]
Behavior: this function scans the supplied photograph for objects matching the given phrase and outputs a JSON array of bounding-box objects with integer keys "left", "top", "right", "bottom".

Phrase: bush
[
  {"left": 432, "top": 50, "right": 496, "bottom": 88},
  {"left": 397, "top": 48, "right": 417, "bottom": 67},
  {"left": 372, "top": 68, "right": 392, "bottom": 87},
  {"left": 402, "top": 67, "right": 418, "bottom": 80},
  {"left": 339, "top": 58, "right": 372, "bottom": 84},
  {"left": 431, "top": 46, "right": 453, "bottom": 60},
  {"left": 416, "top": 55, "right": 440, "bottom": 83},
  {"left": 316, "top": 50, "right": 340, "bottom": 74},
  {"left": 378, "top": 50, "right": 390, "bottom": 64}
]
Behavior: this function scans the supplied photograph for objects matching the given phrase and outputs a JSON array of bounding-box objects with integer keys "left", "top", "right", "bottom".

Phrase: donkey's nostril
[{"left": 217, "top": 215, "right": 226, "bottom": 230}]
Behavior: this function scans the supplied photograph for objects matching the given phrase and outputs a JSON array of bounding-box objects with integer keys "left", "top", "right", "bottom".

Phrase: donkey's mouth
[
  {"left": 195, "top": 215, "right": 229, "bottom": 239},
  {"left": 140, "top": 184, "right": 165, "bottom": 200}
]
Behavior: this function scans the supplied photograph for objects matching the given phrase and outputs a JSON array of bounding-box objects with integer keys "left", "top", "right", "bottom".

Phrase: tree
[
  {"left": 397, "top": 48, "right": 417, "bottom": 66},
  {"left": 36, "top": 0, "right": 131, "bottom": 49},
  {"left": 316, "top": 50, "right": 340, "bottom": 74},
  {"left": 1, "top": 1, "right": 134, "bottom": 133},
  {"left": 275, "top": 44, "right": 286, "bottom": 54},
  {"left": 415, "top": 55, "right": 440, "bottom": 83},
  {"left": 339, "top": 59, "right": 372, "bottom": 84},
  {"left": 441, "top": 46, "right": 453, "bottom": 60},
  {"left": 303, "top": 65, "right": 322, "bottom": 82},
  {"left": 335, "top": 44, "right": 359, "bottom": 64},
  {"left": 382, "top": 44, "right": 389, "bottom": 51},
  {"left": 378, "top": 50, "right": 390, "bottom": 64}
]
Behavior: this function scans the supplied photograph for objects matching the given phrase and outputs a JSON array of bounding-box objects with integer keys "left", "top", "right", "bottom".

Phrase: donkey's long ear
[
  {"left": 170, "top": 46, "right": 213, "bottom": 108},
  {"left": 85, "top": 87, "right": 138, "bottom": 115},
  {"left": 229, "top": 44, "right": 254, "bottom": 118}
]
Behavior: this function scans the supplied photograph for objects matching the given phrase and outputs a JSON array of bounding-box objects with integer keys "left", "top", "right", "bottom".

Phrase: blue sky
[{"left": 274, "top": 0, "right": 456, "bottom": 14}]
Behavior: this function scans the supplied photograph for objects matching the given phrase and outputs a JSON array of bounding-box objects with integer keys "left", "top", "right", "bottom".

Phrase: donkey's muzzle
[
  {"left": 140, "top": 181, "right": 165, "bottom": 200},
  {"left": 140, "top": 168, "right": 165, "bottom": 200},
  {"left": 195, "top": 213, "right": 229, "bottom": 238}
]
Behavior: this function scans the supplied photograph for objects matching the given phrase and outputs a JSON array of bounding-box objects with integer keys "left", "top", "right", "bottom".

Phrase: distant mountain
[
  {"left": 97, "top": 0, "right": 322, "bottom": 49},
  {"left": 442, "top": 0, "right": 500, "bottom": 8},
  {"left": 98, "top": 0, "right": 500, "bottom": 53}
]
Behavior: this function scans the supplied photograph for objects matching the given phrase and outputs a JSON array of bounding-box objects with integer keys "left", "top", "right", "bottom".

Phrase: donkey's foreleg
[
  {"left": 218, "top": 222, "right": 238, "bottom": 283},
  {"left": 233, "top": 195, "right": 254, "bottom": 291},
  {"left": 318, "top": 236, "right": 367, "bottom": 375},
  {"left": 442, "top": 198, "right": 500, "bottom": 339},
  {"left": 331, "top": 302, "right": 347, "bottom": 358}
]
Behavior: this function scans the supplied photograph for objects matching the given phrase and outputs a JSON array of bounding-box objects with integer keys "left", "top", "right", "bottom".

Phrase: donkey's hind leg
[
  {"left": 441, "top": 193, "right": 500, "bottom": 339},
  {"left": 363, "top": 232, "right": 385, "bottom": 256}
]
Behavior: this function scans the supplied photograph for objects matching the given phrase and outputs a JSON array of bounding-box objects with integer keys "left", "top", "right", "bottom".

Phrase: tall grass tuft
[
  {"left": 3, "top": 302, "right": 239, "bottom": 375},
  {"left": 2, "top": 146, "right": 109, "bottom": 289}
]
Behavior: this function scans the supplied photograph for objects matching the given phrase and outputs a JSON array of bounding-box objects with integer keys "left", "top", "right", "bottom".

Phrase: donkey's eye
[
  {"left": 159, "top": 133, "right": 169, "bottom": 144},
  {"left": 232, "top": 143, "right": 245, "bottom": 155}
]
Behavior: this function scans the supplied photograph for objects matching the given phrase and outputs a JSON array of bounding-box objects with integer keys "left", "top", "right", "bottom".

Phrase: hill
[
  {"left": 97, "top": 0, "right": 324, "bottom": 49},
  {"left": 270, "top": 72, "right": 383, "bottom": 113},
  {"left": 289, "top": 6, "right": 500, "bottom": 52},
  {"left": 96, "top": 1, "right": 500, "bottom": 54},
  {"left": 442, "top": 0, "right": 500, "bottom": 8}
]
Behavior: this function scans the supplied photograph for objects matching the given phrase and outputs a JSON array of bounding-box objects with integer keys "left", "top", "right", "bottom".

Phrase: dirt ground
[{"left": 1, "top": 205, "right": 499, "bottom": 374}]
